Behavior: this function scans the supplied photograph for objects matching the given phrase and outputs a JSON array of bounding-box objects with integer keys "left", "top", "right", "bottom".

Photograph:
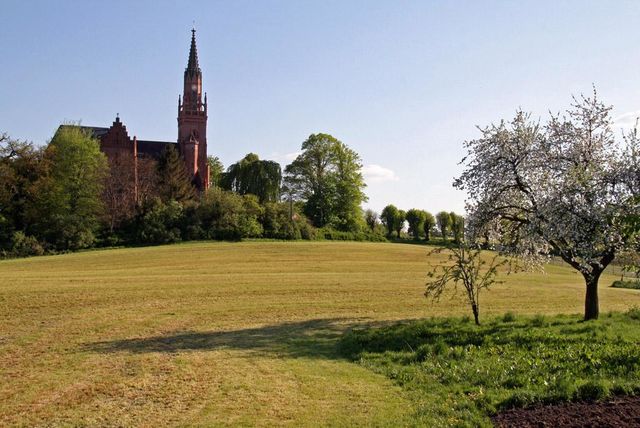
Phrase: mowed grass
[{"left": 0, "top": 241, "right": 639, "bottom": 426}]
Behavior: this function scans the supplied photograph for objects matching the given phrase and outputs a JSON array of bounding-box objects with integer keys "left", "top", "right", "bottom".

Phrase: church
[{"left": 73, "top": 29, "right": 210, "bottom": 191}]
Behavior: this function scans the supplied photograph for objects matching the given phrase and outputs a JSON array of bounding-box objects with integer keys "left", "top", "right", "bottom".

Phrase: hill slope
[{"left": 1, "top": 241, "right": 637, "bottom": 426}]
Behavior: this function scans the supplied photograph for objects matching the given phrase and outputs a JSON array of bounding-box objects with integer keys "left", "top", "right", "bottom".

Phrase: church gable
[{"left": 99, "top": 116, "right": 135, "bottom": 159}]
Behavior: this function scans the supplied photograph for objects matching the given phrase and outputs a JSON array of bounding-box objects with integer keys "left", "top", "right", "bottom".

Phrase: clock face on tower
[{"left": 191, "top": 84, "right": 197, "bottom": 92}]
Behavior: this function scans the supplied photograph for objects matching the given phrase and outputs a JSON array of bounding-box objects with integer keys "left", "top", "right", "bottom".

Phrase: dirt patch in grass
[{"left": 492, "top": 396, "right": 640, "bottom": 427}]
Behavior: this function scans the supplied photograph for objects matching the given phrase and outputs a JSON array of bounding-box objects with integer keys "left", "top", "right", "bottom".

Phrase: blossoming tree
[{"left": 455, "top": 92, "right": 639, "bottom": 320}]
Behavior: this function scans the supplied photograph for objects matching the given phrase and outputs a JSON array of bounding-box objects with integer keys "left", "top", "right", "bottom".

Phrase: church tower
[{"left": 178, "top": 28, "right": 209, "bottom": 189}]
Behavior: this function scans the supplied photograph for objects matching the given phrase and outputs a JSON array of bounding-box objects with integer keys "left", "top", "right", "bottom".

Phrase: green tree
[
  {"left": 332, "top": 143, "right": 367, "bottom": 231},
  {"left": 395, "top": 209, "right": 406, "bottom": 238},
  {"left": 450, "top": 212, "right": 465, "bottom": 244},
  {"left": 423, "top": 211, "right": 436, "bottom": 241},
  {"left": 29, "top": 126, "right": 108, "bottom": 250},
  {"left": 207, "top": 155, "right": 224, "bottom": 188},
  {"left": 406, "top": 209, "right": 427, "bottom": 240},
  {"left": 381, "top": 204, "right": 399, "bottom": 237},
  {"left": 221, "top": 153, "right": 281, "bottom": 203},
  {"left": 284, "top": 133, "right": 367, "bottom": 231},
  {"left": 197, "top": 187, "right": 263, "bottom": 240},
  {"left": 0, "top": 133, "right": 45, "bottom": 246},
  {"left": 157, "top": 145, "right": 196, "bottom": 203},
  {"left": 436, "top": 211, "right": 452, "bottom": 241},
  {"left": 364, "top": 209, "right": 378, "bottom": 232}
]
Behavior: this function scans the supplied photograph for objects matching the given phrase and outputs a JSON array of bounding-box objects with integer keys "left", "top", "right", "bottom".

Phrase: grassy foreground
[
  {"left": 341, "top": 311, "right": 640, "bottom": 427},
  {"left": 1, "top": 241, "right": 639, "bottom": 426}
]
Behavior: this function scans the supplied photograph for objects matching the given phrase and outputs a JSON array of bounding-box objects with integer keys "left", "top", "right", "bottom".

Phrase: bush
[
  {"left": 197, "top": 188, "right": 262, "bottom": 241},
  {"left": 545, "top": 377, "right": 578, "bottom": 403},
  {"left": 135, "top": 199, "right": 184, "bottom": 244},
  {"left": 626, "top": 306, "right": 640, "bottom": 321},
  {"left": 502, "top": 312, "right": 517, "bottom": 323},
  {"left": 575, "top": 381, "right": 610, "bottom": 401},
  {"left": 500, "top": 390, "right": 537, "bottom": 409},
  {"left": 9, "top": 231, "right": 44, "bottom": 258},
  {"left": 316, "top": 227, "right": 387, "bottom": 242},
  {"left": 531, "top": 314, "right": 546, "bottom": 327},
  {"left": 612, "top": 280, "right": 640, "bottom": 290}
]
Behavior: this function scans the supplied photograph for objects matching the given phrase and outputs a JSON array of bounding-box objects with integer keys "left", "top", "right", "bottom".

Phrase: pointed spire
[{"left": 186, "top": 27, "right": 201, "bottom": 77}]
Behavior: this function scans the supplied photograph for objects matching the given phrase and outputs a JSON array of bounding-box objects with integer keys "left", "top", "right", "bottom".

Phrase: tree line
[
  {"left": 3, "top": 129, "right": 460, "bottom": 258},
  {"left": 367, "top": 205, "right": 464, "bottom": 243}
]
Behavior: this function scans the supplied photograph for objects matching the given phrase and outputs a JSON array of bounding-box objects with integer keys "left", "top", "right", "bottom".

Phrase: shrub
[
  {"left": 502, "top": 312, "right": 516, "bottom": 323},
  {"left": 626, "top": 306, "right": 640, "bottom": 321},
  {"left": 612, "top": 280, "right": 640, "bottom": 290},
  {"left": 415, "top": 344, "right": 431, "bottom": 362},
  {"left": 9, "top": 231, "right": 44, "bottom": 258},
  {"left": 197, "top": 188, "right": 262, "bottom": 241},
  {"left": 531, "top": 314, "right": 546, "bottom": 327},
  {"left": 545, "top": 377, "right": 578, "bottom": 403},
  {"left": 500, "top": 390, "right": 536, "bottom": 409},
  {"left": 575, "top": 381, "right": 610, "bottom": 401},
  {"left": 135, "top": 199, "right": 184, "bottom": 244},
  {"left": 316, "top": 227, "right": 387, "bottom": 242}
]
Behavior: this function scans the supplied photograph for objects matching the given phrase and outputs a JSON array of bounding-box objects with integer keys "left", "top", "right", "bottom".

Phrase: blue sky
[{"left": 2, "top": 0, "right": 640, "bottom": 214}]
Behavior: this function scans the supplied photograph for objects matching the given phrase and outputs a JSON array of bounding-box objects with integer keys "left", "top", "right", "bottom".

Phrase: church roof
[
  {"left": 137, "top": 140, "right": 177, "bottom": 158},
  {"left": 56, "top": 125, "right": 110, "bottom": 139}
]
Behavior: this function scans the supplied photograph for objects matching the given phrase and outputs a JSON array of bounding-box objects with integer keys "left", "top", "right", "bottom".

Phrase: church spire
[{"left": 186, "top": 28, "right": 201, "bottom": 77}]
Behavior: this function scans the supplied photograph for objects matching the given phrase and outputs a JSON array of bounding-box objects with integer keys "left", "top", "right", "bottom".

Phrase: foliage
[
  {"left": 221, "top": 153, "right": 281, "bottom": 203},
  {"left": 0, "top": 134, "right": 45, "bottom": 241},
  {"left": 284, "top": 133, "right": 367, "bottom": 231},
  {"left": 133, "top": 198, "right": 184, "bottom": 244},
  {"left": 364, "top": 209, "right": 378, "bottom": 232},
  {"left": 207, "top": 155, "right": 224, "bottom": 188},
  {"left": 436, "top": 211, "right": 451, "bottom": 241},
  {"left": 423, "top": 211, "right": 436, "bottom": 241},
  {"left": 332, "top": 142, "right": 368, "bottom": 232},
  {"left": 426, "top": 244, "right": 510, "bottom": 325},
  {"left": 380, "top": 204, "right": 399, "bottom": 237},
  {"left": 7, "top": 231, "right": 44, "bottom": 258},
  {"left": 340, "top": 312, "right": 640, "bottom": 427},
  {"left": 197, "top": 187, "right": 263, "bottom": 240},
  {"left": 261, "top": 201, "right": 312, "bottom": 240},
  {"left": 611, "top": 280, "right": 640, "bottom": 290},
  {"left": 28, "top": 126, "right": 108, "bottom": 250},
  {"left": 456, "top": 92, "right": 640, "bottom": 320},
  {"left": 406, "top": 209, "right": 427, "bottom": 240},
  {"left": 395, "top": 210, "right": 406, "bottom": 238},
  {"left": 157, "top": 144, "right": 196, "bottom": 204},
  {"left": 449, "top": 212, "right": 465, "bottom": 244},
  {"left": 316, "top": 227, "right": 387, "bottom": 242}
]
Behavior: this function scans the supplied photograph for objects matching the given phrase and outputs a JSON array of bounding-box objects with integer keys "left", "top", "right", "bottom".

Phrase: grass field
[{"left": 1, "top": 241, "right": 639, "bottom": 426}]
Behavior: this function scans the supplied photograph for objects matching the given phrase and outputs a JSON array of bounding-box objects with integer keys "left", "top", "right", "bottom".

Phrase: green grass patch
[{"left": 340, "top": 310, "right": 640, "bottom": 427}]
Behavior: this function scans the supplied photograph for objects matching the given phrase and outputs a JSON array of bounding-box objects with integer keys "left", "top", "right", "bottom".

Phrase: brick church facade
[{"left": 73, "top": 29, "right": 210, "bottom": 193}]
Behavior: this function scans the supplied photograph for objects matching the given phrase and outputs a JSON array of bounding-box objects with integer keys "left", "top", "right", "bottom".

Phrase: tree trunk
[
  {"left": 583, "top": 271, "right": 601, "bottom": 321},
  {"left": 471, "top": 302, "right": 480, "bottom": 326}
]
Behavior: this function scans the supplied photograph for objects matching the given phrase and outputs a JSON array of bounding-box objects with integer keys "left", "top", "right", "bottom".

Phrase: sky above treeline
[{"left": 2, "top": 0, "right": 640, "bottom": 214}]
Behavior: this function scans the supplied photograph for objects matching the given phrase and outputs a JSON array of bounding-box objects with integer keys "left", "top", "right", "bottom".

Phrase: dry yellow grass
[{"left": 0, "top": 241, "right": 638, "bottom": 426}]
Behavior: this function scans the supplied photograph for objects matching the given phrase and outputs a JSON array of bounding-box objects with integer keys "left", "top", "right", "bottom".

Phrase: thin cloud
[
  {"left": 270, "top": 151, "right": 302, "bottom": 164},
  {"left": 613, "top": 111, "right": 640, "bottom": 130},
  {"left": 362, "top": 164, "right": 399, "bottom": 183}
]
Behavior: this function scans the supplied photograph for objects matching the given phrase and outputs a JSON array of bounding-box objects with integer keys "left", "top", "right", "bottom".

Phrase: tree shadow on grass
[{"left": 84, "top": 318, "right": 361, "bottom": 360}]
